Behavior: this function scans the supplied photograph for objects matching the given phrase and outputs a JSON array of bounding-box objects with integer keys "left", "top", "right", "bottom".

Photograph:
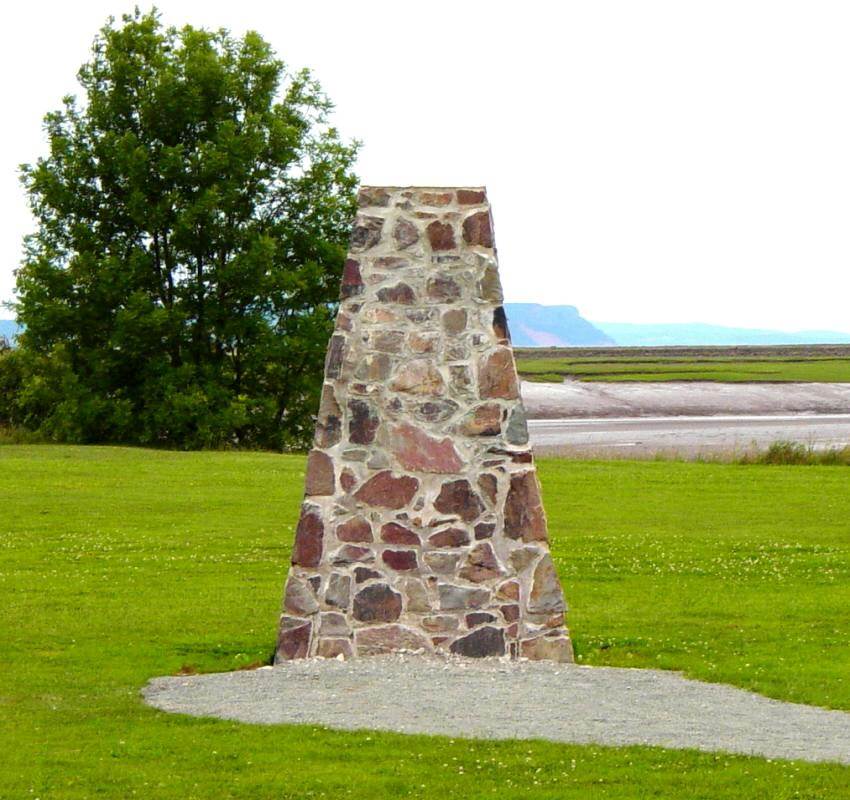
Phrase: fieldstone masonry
[{"left": 276, "top": 186, "right": 573, "bottom": 662}]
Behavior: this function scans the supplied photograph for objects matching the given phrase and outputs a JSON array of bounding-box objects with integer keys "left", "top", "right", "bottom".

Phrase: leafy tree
[{"left": 14, "top": 9, "right": 358, "bottom": 449}]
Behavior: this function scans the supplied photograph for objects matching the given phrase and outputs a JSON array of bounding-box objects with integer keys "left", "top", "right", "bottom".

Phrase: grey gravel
[{"left": 143, "top": 656, "right": 850, "bottom": 765}]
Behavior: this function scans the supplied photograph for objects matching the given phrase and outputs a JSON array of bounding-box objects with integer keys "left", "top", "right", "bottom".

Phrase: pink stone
[
  {"left": 283, "top": 576, "right": 319, "bottom": 616},
  {"left": 276, "top": 616, "right": 311, "bottom": 661},
  {"left": 340, "top": 259, "right": 363, "bottom": 299},
  {"left": 350, "top": 215, "right": 384, "bottom": 251},
  {"left": 390, "top": 360, "right": 445, "bottom": 396},
  {"left": 496, "top": 579, "right": 520, "bottom": 601},
  {"left": 504, "top": 471, "right": 548, "bottom": 541},
  {"left": 355, "top": 624, "right": 432, "bottom": 655},
  {"left": 459, "top": 542, "right": 504, "bottom": 583},
  {"left": 352, "top": 583, "right": 403, "bottom": 622},
  {"left": 348, "top": 399, "right": 379, "bottom": 444},
  {"left": 354, "top": 471, "right": 420, "bottom": 509},
  {"left": 304, "top": 450, "right": 334, "bottom": 496},
  {"left": 377, "top": 283, "right": 416, "bottom": 304},
  {"left": 381, "top": 522, "right": 421, "bottom": 545},
  {"left": 478, "top": 473, "right": 498, "bottom": 505},
  {"left": 426, "top": 220, "right": 456, "bottom": 251},
  {"left": 457, "top": 188, "right": 486, "bottom": 205},
  {"left": 382, "top": 549, "right": 418, "bottom": 571},
  {"left": 390, "top": 423, "right": 463, "bottom": 474},
  {"left": 340, "top": 468, "right": 357, "bottom": 493},
  {"left": 428, "top": 527, "right": 470, "bottom": 548},
  {"left": 442, "top": 308, "right": 467, "bottom": 334},
  {"left": 434, "top": 479, "right": 485, "bottom": 522},
  {"left": 291, "top": 507, "right": 323, "bottom": 567},
  {"left": 462, "top": 210, "right": 493, "bottom": 247},
  {"left": 336, "top": 516, "right": 373, "bottom": 543},
  {"left": 478, "top": 348, "right": 519, "bottom": 400},
  {"left": 450, "top": 626, "right": 505, "bottom": 657},
  {"left": 357, "top": 187, "right": 391, "bottom": 207},
  {"left": 393, "top": 218, "right": 420, "bottom": 249},
  {"left": 426, "top": 274, "right": 461, "bottom": 302},
  {"left": 417, "top": 191, "right": 453, "bottom": 206}
]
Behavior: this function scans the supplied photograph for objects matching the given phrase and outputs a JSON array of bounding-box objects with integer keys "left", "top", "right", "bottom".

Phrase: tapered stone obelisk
[{"left": 276, "top": 187, "right": 572, "bottom": 661}]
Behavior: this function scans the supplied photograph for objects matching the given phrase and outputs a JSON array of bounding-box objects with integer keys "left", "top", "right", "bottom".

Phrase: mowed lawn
[
  {"left": 515, "top": 356, "right": 850, "bottom": 383},
  {"left": 1, "top": 446, "right": 848, "bottom": 798}
]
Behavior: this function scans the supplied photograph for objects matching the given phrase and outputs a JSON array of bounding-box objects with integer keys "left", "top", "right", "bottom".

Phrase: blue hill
[
  {"left": 504, "top": 304, "right": 614, "bottom": 347},
  {"left": 595, "top": 321, "right": 850, "bottom": 347}
]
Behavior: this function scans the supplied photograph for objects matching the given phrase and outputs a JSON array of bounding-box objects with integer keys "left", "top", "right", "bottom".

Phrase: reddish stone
[
  {"left": 457, "top": 188, "right": 486, "bottom": 205},
  {"left": 408, "top": 332, "right": 438, "bottom": 353},
  {"left": 350, "top": 215, "right": 384, "bottom": 251},
  {"left": 331, "top": 545, "right": 374, "bottom": 565},
  {"left": 352, "top": 583, "right": 403, "bottom": 622},
  {"left": 427, "top": 221, "right": 456, "bottom": 251},
  {"left": 427, "top": 274, "right": 461, "bottom": 301},
  {"left": 335, "top": 312, "right": 353, "bottom": 331},
  {"left": 521, "top": 635, "right": 574, "bottom": 663},
  {"left": 460, "top": 404, "right": 502, "bottom": 436},
  {"left": 390, "top": 360, "right": 445, "bottom": 396},
  {"left": 276, "top": 616, "right": 311, "bottom": 661},
  {"left": 493, "top": 307, "right": 510, "bottom": 342},
  {"left": 317, "top": 638, "right": 353, "bottom": 659},
  {"left": 442, "top": 308, "right": 468, "bottom": 335},
  {"left": 501, "top": 604, "right": 520, "bottom": 622},
  {"left": 304, "top": 450, "right": 334, "bottom": 496},
  {"left": 459, "top": 542, "right": 504, "bottom": 583},
  {"left": 377, "top": 283, "right": 416, "bottom": 304},
  {"left": 284, "top": 576, "right": 319, "bottom": 616},
  {"left": 390, "top": 423, "right": 463, "bottom": 474},
  {"left": 357, "top": 187, "right": 391, "bottom": 207},
  {"left": 466, "top": 612, "right": 497, "bottom": 627},
  {"left": 382, "top": 549, "right": 418, "bottom": 571},
  {"left": 496, "top": 579, "right": 520, "bottom": 601},
  {"left": 393, "top": 218, "right": 419, "bottom": 249},
  {"left": 478, "top": 473, "right": 498, "bottom": 505},
  {"left": 336, "top": 516, "right": 373, "bottom": 543},
  {"left": 362, "top": 306, "right": 399, "bottom": 324},
  {"left": 434, "top": 479, "right": 485, "bottom": 522},
  {"left": 354, "top": 353, "right": 391, "bottom": 382},
  {"left": 340, "top": 468, "right": 357, "bottom": 493},
  {"left": 474, "top": 521, "right": 496, "bottom": 540},
  {"left": 324, "top": 334, "right": 347, "bottom": 380},
  {"left": 348, "top": 399, "right": 379, "bottom": 445},
  {"left": 428, "top": 527, "right": 470, "bottom": 548},
  {"left": 292, "top": 507, "right": 323, "bottom": 567},
  {"left": 478, "top": 348, "right": 519, "bottom": 400},
  {"left": 504, "top": 471, "right": 548, "bottom": 541},
  {"left": 462, "top": 210, "right": 493, "bottom": 247},
  {"left": 528, "top": 553, "right": 566, "bottom": 614},
  {"left": 340, "top": 259, "right": 364, "bottom": 299},
  {"left": 418, "top": 191, "right": 453, "bottom": 206},
  {"left": 354, "top": 566, "right": 383, "bottom": 583},
  {"left": 381, "top": 522, "right": 421, "bottom": 545},
  {"left": 355, "top": 471, "right": 420, "bottom": 509},
  {"left": 319, "top": 611, "right": 350, "bottom": 637},
  {"left": 450, "top": 626, "right": 505, "bottom": 657},
  {"left": 354, "top": 624, "right": 431, "bottom": 655}
]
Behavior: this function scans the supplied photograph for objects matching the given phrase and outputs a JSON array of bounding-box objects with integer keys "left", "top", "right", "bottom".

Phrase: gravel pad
[{"left": 143, "top": 657, "right": 850, "bottom": 765}]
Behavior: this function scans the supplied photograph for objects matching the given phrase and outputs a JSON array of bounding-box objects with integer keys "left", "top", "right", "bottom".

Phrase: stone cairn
[{"left": 276, "top": 186, "right": 572, "bottom": 662}]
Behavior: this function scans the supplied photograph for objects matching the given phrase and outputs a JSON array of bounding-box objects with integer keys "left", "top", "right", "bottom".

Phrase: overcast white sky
[{"left": 2, "top": 1, "right": 849, "bottom": 331}]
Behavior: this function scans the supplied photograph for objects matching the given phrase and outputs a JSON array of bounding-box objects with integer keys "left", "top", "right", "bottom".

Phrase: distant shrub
[{"left": 739, "top": 441, "right": 850, "bottom": 466}]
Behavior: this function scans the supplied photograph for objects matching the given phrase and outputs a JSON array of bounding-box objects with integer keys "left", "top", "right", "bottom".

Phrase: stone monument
[{"left": 276, "top": 186, "right": 572, "bottom": 661}]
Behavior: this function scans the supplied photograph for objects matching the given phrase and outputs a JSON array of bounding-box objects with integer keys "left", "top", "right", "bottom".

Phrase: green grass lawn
[
  {"left": 1, "top": 445, "right": 848, "bottom": 798},
  {"left": 515, "top": 356, "right": 850, "bottom": 383}
]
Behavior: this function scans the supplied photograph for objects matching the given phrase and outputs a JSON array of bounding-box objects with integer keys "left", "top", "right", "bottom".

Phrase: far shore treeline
[{"left": 0, "top": 10, "right": 358, "bottom": 450}]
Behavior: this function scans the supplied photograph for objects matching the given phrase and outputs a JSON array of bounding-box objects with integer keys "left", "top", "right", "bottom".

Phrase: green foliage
[
  {"left": 2, "top": 446, "right": 849, "bottom": 797},
  {"left": 515, "top": 355, "right": 850, "bottom": 383},
  {"left": 13, "top": 10, "right": 358, "bottom": 449}
]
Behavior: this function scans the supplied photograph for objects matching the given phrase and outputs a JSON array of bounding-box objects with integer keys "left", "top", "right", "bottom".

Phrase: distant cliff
[
  {"left": 595, "top": 322, "right": 850, "bottom": 347},
  {"left": 503, "top": 304, "right": 614, "bottom": 347}
]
